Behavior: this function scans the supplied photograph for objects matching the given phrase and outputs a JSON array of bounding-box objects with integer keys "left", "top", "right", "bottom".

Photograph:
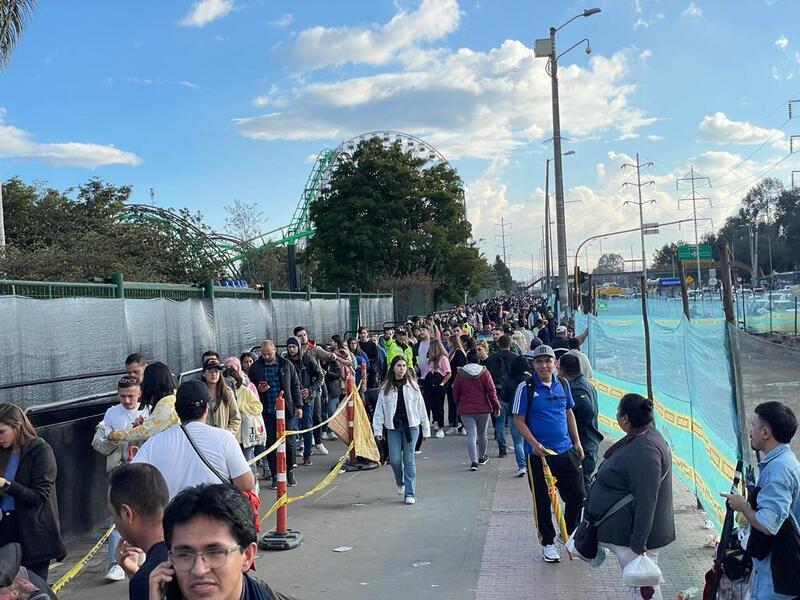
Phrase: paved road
[{"left": 54, "top": 433, "right": 714, "bottom": 599}]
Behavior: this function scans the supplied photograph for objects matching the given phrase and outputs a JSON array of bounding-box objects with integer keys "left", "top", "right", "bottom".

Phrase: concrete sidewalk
[
  {"left": 53, "top": 434, "right": 716, "bottom": 599},
  {"left": 476, "top": 445, "right": 714, "bottom": 599}
]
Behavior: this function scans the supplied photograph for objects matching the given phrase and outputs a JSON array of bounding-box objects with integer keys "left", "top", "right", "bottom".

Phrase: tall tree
[
  {"left": 0, "top": 0, "right": 35, "bottom": 70},
  {"left": 307, "top": 137, "right": 489, "bottom": 304},
  {"left": 0, "top": 176, "right": 226, "bottom": 282},
  {"left": 593, "top": 253, "right": 625, "bottom": 273},
  {"left": 492, "top": 255, "right": 514, "bottom": 292}
]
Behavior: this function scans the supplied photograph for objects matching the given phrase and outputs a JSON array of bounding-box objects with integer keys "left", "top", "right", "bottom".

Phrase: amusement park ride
[{"left": 123, "top": 131, "right": 454, "bottom": 289}]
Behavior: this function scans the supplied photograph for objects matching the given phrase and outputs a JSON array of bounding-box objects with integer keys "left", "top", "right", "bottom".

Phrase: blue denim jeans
[
  {"left": 300, "top": 403, "right": 314, "bottom": 458},
  {"left": 386, "top": 427, "right": 420, "bottom": 499},
  {"left": 242, "top": 445, "right": 257, "bottom": 476},
  {"left": 107, "top": 525, "right": 121, "bottom": 567},
  {"left": 495, "top": 404, "right": 526, "bottom": 470}
]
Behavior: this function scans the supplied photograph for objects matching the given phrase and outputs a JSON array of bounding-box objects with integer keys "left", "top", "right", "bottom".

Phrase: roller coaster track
[{"left": 121, "top": 131, "right": 456, "bottom": 279}]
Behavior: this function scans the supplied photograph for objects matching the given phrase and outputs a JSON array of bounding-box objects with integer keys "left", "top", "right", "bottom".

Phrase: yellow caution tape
[
  {"left": 260, "top": 442, "right": 355, "bottom": 524},
  {"left": 285, "top": 392, "right": 351, "bottom": 435},
  {"left": 51, "top": 525, "right": 116, "bottom": 594},
  {"left": 53, "top": 402, "right": 356, "bottom": 594}
]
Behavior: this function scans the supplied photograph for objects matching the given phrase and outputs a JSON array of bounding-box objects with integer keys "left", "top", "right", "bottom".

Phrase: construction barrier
[{"left": 51, "top": 384, "right": 373, "bottom": 591}]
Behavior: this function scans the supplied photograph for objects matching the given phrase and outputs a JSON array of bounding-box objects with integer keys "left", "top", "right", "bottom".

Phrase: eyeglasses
[{"left": 168, "top": 545, "right": 241, "bottom": 571}]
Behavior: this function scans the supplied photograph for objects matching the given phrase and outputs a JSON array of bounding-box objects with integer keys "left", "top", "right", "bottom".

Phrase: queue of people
[{"left": 7, "top": 291, "right": 800, "bottom": 600}]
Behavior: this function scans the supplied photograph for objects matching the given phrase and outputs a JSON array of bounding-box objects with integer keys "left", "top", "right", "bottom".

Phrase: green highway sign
[{"left": 677, "top": 244, "right": 712, "bottom": 261}]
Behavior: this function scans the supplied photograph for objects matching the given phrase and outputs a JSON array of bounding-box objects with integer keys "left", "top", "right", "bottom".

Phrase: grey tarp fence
[
  {"left": 1, "top": 295, "right": 381, "bottom": 408},
  {"left": 358, "top": 297, "right": 394, "bottom": 332}
]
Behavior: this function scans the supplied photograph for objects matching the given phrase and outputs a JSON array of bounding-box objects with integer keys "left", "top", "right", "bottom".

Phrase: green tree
[
  {"left": 0, "top": 0, "right": 35, "bottom": 70},
  {"left": 651, "top": 241, "right": 686, "bottom": 268},
  {"left": 224, "top": 199, "right": 264, "bottom": 242},
  {"left": 0, "top": 176, "right": 226, "bottom": 282},
  {"left": 594, "top": 253, "right": 625, "bottom": 273},
  {"left": 307, "top": 137, "right": 489, "bottom": 305},
  {"left": 238, "top": 242, "right": 289, "bottom": 289},
  {"left": 492, "top": 255, "right": 514, "bottom": 292}
]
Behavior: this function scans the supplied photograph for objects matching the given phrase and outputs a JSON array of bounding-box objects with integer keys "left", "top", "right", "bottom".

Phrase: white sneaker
[
  {"left": 396, "top": 484, "right": 405, "bottom": 495},
  {"left": 414, "top": 450, "right": 422, "bottom": 454},
  {"left": 314, "top": 443, "right": 329, "bottom": 456},
  {"left": 105, "top": 564, "right": 125, "bottom": 582},
  {"left": 435, "top": 429, "right": 445, "bottom": 439},
  {"left": 542, "top": 544, "right": 561, "bottom": 563},
  {"left": 324, "top": 431, "right": 338, "bottom": 440},
  {"left": 516, "top": 468, "right": 527, "bottom": 478},
  {"left": 405, "top": 496, "right": 416, "bottom": 505}
]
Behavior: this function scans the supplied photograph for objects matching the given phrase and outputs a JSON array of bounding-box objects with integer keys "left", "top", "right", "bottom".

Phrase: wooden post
[
  {"left": 640, "top": 276, "right": 654, "bottom": 402},
  {"left": 678, "top": 261, "right": 691, "bottom": 321},
  {"left": 719, "top": 242, "right": 736, "bottom": 325}
]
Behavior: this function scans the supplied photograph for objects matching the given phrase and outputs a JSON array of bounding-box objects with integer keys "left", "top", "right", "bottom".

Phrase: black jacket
[
  {"left": 485, "top": 349, "right": 516, "bottom": 396},
  {"left": 567, "top": 374, "right": 603, "bottom": 451},
  {"left": 587, "top": 427, "right": 675, "bottom": 553},
  {"left": 0, "top": 438, "right": 66, "bottom": 565},
  {"left": 284, "top": 352, "right": 323, "bottom": 404},
  {"left": 250, "top": 355, "right": 302, "bottom": 414}
]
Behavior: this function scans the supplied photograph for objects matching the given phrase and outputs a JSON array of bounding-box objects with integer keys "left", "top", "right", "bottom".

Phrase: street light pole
[
  {"left": 538, "top": 8, "right": 601, "bottom": 317},
  {"left": 548, "top": 25, "right": 570, "bottom": 316},
  {"left": 544, "top": 159, "right": 551, "bottom": 294}
]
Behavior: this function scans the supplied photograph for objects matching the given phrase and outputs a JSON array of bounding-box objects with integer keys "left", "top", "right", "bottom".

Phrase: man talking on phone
[{"left": 148, "top": 483, "right": 295, "bottom": 599}]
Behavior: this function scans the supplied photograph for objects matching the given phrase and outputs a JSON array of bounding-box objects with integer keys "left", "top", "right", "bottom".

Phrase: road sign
[
  {"left": 685, "top": 275, "right": 694, "bottom": 285},
  {"left": 597, "top": 300, "right": 608, "bottom": 311},
  {"left": 642, "top": 222, "right": 660, "bottom": 235},
  {"left": 708, "top": 277, "right": 718, "bottom": 286},
  {"left": 659, "top": 277, "right": 682, "bottom": 287},
  {"left": 677, "top": 244, "right": 712, "bottom": 261}
]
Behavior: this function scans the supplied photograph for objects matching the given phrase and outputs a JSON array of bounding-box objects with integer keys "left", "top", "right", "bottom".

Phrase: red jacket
[{"left": 452, "top": 364, "right": 500, "bottom": 415}]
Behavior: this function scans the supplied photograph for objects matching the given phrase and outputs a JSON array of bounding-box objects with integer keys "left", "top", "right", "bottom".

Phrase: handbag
[
  {"left": 569, "top": 467, "right": 670, "bottom": 562},
  {"left": 180, "top": 425, "right": 261, "bottom": 534}
]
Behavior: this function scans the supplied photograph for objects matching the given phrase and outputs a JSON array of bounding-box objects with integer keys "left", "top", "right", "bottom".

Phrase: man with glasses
[{"left": 148, "top": 483, "right": 295, "bottom": 599}]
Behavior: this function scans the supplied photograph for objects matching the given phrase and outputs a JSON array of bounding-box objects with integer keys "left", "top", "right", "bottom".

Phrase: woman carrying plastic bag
[{"left": 583, "top": 393, "right": 675, "bottom": 600}]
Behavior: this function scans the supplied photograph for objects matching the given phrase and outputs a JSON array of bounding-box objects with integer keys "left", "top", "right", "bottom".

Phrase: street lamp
[
  {"left": 535, "top": 8, "right": 601, "bottom": 317},
  {"left": 544, "top": 150, "right": 575, "bottom": 295}
]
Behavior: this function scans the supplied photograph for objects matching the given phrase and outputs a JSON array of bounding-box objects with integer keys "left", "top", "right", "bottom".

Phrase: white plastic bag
[{"left": 622, "top": 553, "right": 664, "bottom": 587}]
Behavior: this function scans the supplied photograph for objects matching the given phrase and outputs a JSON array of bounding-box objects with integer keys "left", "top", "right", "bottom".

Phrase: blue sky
[{"left": 2, "top": 0, "right": 800, "bottom": 281}]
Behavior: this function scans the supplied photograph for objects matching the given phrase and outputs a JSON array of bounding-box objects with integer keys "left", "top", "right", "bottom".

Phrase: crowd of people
[{"left": 0, "top": 293, "right": 798, "bottom": 599}]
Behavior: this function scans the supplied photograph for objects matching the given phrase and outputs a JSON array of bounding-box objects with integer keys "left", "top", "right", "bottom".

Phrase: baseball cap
[
  {"left": 397, "top": 329, "right": 408, "bottom": 336},
  {"left": 526, "top": 345, "right": 556, "bottom": 360},
  {"left": 554, "top": 347, "right": 570, "bottom": 359},
  {"left": 202, "top": 358, "right": 224, "bottom": 371},
  {"left": 176, "top": 379, "right": 210, "bottom": 410},
  {"left": 556, "top": 325, "right": 568, "bottom": 334}
]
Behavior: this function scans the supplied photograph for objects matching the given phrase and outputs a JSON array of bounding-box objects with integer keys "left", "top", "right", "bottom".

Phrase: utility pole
[
  {"left": 0, "top": 175, "right": 5, "bottom": 247},
  {"left": 676, "top": 166, "right": 712, "bottom": 290},
  {"left": 544, "top": 161, "right": 552, "bottom": 294},
  {"left": 621, "top": 153, "right": 655, "bottom": 281},
  {"left": 495, "top": 218, "right": 512, "bottom": 266}
]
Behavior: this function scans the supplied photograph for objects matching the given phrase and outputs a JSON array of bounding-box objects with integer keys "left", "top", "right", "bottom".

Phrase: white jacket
[{"left": 372, "top": 382, "right": 431, "bottom": 438}]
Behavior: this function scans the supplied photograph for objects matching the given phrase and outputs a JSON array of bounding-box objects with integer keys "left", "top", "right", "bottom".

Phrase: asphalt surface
[{"left": 55, "top": 433, "right": 500, "bottom": 599}]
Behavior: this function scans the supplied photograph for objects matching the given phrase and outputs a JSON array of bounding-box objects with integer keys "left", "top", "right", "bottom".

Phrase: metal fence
[{"left": 0, "top": 278, "right": 393, "bottom": 408}]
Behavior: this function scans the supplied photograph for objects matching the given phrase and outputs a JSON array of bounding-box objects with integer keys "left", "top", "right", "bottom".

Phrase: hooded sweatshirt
[{"left": 452, "top": 364, "right": 500, "bottom": 416}]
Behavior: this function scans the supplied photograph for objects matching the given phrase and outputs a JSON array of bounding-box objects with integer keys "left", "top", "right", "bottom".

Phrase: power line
[
  {"left": 676, "top": 166, "right": 712, "bottom": 290},
  {"left": 621, "top": 152, "right": 656, "bottom": 280},
  {"left": 494, "top": 217, "right": 512, "bottom": 266}
]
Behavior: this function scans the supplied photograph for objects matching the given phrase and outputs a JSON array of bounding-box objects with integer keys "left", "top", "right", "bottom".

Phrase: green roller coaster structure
[{"left": 122, "top": 131, "right": 454, "bottom": 288}]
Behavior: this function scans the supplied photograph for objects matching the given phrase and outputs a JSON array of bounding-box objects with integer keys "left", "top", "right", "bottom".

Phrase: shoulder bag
[{"left": 180, "top": 424, "right": 261, "bottom": 533}]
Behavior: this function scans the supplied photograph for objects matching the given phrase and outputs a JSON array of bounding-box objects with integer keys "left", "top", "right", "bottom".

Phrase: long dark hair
[
  {"left": 380, "top": 355, "right": 419, "bottom": 394},
  {"left": 0, "top": 403, "right": 38, "bottom": 471},
  {"left": 140, "top": 362, "right": 177, "bottom": 411}
]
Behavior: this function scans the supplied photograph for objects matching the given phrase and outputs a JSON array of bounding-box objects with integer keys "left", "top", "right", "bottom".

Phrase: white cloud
[
  {"left": 179, "top": 0, "right": 234, "bottom": 28},
  {"left": 795, "top": 52, "right": 800, "bottom": 63},
  {"left": 639, "top": 49, "right": 652, "bottom": 61},
  {"left": 0, "top": 110, "right": 141, "bottom": 167},
  {"left": 698, "top": 112, "right": 785, "bottom": 147},
  {"left": 106, "top": 77, "right": 199, "bottom": 90},
  {"left": 771, "top": 65, "right": 781, "bottom": 80},
  {"left": 284, "top": 0, "right": 460, "bottom": 71},
  {"left": 633, "top": 18, "right": 649, "bottom": 29},
  {"left": 270, "top": 13, "right": 294, "bottom": 28},
  {"left": 775, "top": 36, "right": 789, "bottom": 50},
  {"left": 646, "top": 134, "right": 663, "bottom": 141},
  {"left": 236, "top": 44, "right": 656, "bottom": 161},
  {"left": 682, "top": 2, "right": 703, "bottom": 17}
]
